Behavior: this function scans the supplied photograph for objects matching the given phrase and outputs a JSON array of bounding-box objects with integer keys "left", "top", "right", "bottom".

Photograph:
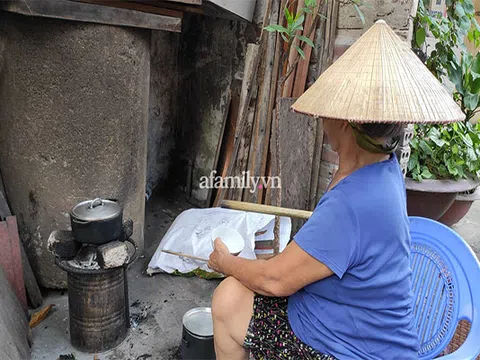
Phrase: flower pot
[
  {"left": 439, "top": 188, "right": 480, "bottom": 227},
  {"left": 405, "top": 178, "right": 479, "bottom": 221}
]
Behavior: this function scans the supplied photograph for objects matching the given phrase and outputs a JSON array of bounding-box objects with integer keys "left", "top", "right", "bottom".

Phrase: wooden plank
[
  {"left": 308, "top": 118, "right": 324, "bottom": 210},
  {"left": 207, "top": 92, "right": 231, "bottom": 206},
  {"left": 317, "top": 0, "right": 339, "bottom": 76},
  {"left": 215, "top": 43, "right": 261, "bottom": 203},
  {"left": 189, "top": 76, "right": 232, "bottom": 207},
  {"left": 0, "top": 217, "right": 27, "bottom": 312},
  {"left": 0, "top": 173, "right": 43, "bottom": 309},
  {"left": 258, "top": 0, "right": 286, "bottom": 204},
  {"left": 19, "top": 241, "right": 43, "bottom": 308},
  {"left": 161, "top": 0, "right": 202, "bottom": 5},
  {"left": 243, "top": 0, "right": 281, "bottom": 204},
  {"left": 307, "top": 0, "right": 338, "bottom": 206},
  {"left": 282, "top": 0, "right": 304, "bottom": 97},
  {"left": 0, "top": 0, "right": 182, "bottom": 32},
  {"left": 230, "top": 88, "right": 258, "bottom": 201},
  {"left": 212, "top": 89, "right": 240, "bottom": 207},
  {"left": 137, "top": 0, "right": 204, "bottom": 15},
  {"left": 77, "top": 0, "right": 184, "bottom": 18},
  {"left": 277, "top": 98, "right": 316, "bottom": 232},
  {"left": 221, "top": 200, "right": 313, "bottom": 219}
]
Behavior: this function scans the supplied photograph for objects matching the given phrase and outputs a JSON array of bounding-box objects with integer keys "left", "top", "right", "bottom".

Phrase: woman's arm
[{"left": 208, "top": 239, "right": 333, "bottom": 297}]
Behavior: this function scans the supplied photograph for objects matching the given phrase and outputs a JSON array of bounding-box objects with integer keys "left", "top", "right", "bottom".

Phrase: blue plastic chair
[{"left": 410, "top": 217, "right": 480, "bottom": 359}]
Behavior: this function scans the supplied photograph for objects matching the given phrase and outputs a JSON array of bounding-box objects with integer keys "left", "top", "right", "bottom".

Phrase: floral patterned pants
[{"left": 243, "top": 295, "right": 336, "bottom": 360}]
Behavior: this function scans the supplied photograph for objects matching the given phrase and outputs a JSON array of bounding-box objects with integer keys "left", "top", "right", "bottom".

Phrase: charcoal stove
[{"left": 51, "top": 198, "right": 137, "bottom": 353}]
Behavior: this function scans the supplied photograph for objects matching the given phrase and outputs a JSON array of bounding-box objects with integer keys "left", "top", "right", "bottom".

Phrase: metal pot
[
  {"left": 70, "top": 198, "right": 123, "bottom": 245},
  {"left": 181, "top": 308, "right": 215, "bottom": 360}
]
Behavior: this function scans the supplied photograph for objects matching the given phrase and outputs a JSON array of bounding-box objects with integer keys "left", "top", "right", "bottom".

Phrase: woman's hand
[{"left": 208, "top": 238, "right": 232, "bottom": 274}]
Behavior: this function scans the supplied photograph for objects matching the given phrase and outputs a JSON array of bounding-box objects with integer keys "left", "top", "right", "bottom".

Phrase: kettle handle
[
  {"left": 124, "top": 237, "right": 138, "bottom": 267},
  {"left": 89, "top": 198, "right": 104, "bottom": 209}
]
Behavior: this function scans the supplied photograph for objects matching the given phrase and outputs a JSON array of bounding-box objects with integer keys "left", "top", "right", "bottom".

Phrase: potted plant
[
  {"left": 406, "top": 0, "right": 480, "bottom": 223},
  {"left": 406, "top": 120, "right": 480, "bottom": 221}
]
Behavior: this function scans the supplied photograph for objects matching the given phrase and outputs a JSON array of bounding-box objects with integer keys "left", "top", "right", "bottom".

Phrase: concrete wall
[
  {"left": 147, "top": 31, "right": 181, "bottom": 195},
  {"left": 335, "top": 0, "right": 414, "bottom": 55},
  {"left": 0, "top": 13, "right": 150, "bottom": 288},
  {"left": 145, "top": 14, "right": 256, "bottom": 205},
  {"left": 178, "top": 15, "right": 256, "bottom": 206}
]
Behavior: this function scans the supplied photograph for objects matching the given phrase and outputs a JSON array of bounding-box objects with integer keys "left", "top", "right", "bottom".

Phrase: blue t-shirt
[{"left": 288, "top": 155, "right": 419, "bottom": 359}]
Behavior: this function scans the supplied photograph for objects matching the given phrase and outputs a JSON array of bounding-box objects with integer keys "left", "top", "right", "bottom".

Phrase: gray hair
[{"left": 356, "top": 123, "right": 405, "bottom": 140}]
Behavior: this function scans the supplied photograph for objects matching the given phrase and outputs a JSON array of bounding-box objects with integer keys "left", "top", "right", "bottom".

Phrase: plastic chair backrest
[{"left": 409, "top": 217, "right": 480, "bottom": 359}]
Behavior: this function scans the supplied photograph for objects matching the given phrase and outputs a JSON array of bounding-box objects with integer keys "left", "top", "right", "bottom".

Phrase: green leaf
[
  {"left": 408, "top": 153, "right": 418, "bottom": 171},
  {"left": 468, "top": 147, "right": 478, "bottom": 161},
  {"left": 452, "top": 144, "right": 459, "bottom": 154},
  {"left": 353, "top": 4, "right": 365, "bottom": 24},
  {"left": 295, "top": 45, "right": 306, "bottom": 59},
  {"left": 301, "top": 7, "right": 313, "bottom": 14},
  {"left": 461, "top": 133, "right": 474, "bottom": 147},
  {"left": 297, "top": 35, "right": 315, "bottom": 48},
  {"left": 447, "top": 61, "right": 464, "bottom": 95},
  {"left": 455, "top": 4, "right": 465, "bottom": 17},
  {"left": 264, "top": 24, "right": 288, "bottom": 33},
  {"left": 421, "top": 167, "right": 434, "bottom": 179},
  {"left": 430, "top": 136, "right": 447, "bottom": 147},
  {"left": 305, "top": 0, "right": 317, "bottom": 9},
  {"left": 464, "top": 93, "right": 480, "bottom": 110},
  {"left": 460, "top": 16, "right": 472, "bottom": 31},
  {"left": 464, "top": 0, "right": 475, "bottom": 13},
  {"left": 284, "top": 7, "right": 294, "bottom": 23},
  {"left": 471, "top": 78, "right": 480, "bottom": 94},
  {"left": 472, "top": 53, "right": 480, "bottom": 74},
  {"left": 416, "top": 27, "right": 427, "bottom": 47},
  {"left": 428, "top": 127, "right": 447, "bottom": 147},
  {"left": 419, "top": 139, "right": 434, "bottom": 155},
  {"left": 292, "top": 14, "right": 305, "bottom": 31}
]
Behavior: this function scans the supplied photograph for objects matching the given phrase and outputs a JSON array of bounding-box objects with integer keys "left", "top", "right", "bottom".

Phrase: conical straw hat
[{"left": 291, "top": 20, "right": 465, "bottom": 123}]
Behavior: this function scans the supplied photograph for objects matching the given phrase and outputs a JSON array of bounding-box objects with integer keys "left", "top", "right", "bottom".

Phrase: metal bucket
[
  {"left": 58, "top": 262, "right": 128, "bottom": 353},
  {"left": 182, "top": 308, "right": 215, "bottom": 360}
]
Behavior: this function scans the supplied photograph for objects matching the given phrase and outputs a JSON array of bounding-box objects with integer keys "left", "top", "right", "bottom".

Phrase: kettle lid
[{"left": 71, "top": 198, "right": 122, "bottom": 221}]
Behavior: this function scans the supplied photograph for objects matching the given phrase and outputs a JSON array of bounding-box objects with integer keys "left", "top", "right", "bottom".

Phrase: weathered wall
[
  {"left": 146, "top": 15, "right": 256, "bottom": 206},
  {"left": 147, "top": 31, "right": 180, "bottom": 196},
  {"left": 0, "top": 267, "right": 30, "bottom": 360},
  {"left": 0, "top": 13, "right": 150, "bottom": 288},
  {"left": 316, "top": 0, "right": 416, "bottom": 197},
  {"left": 335, "top": 0, "right": 414, "bottom": 56},
  {"left": 172, "top": 14, "right": 256, "bottom": 206}
]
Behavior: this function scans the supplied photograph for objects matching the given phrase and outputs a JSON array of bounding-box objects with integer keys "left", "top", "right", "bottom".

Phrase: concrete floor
[
  {"left": 453, "top": 200, "right": 480, "bottom": 259},
  {"left": 31, "top": 194, "right": 480, "bottom": 360},
  {"left": 31, "top": 191, "right": 219, "bottom": 360}
]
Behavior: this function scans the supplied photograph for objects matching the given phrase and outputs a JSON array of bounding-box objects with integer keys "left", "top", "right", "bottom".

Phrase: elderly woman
[
  {"left": 207, "top": 18, "right": 466, "bottom": 359},
  {"left": 208, "top": 119, "right": 419, "bottom": 360}
]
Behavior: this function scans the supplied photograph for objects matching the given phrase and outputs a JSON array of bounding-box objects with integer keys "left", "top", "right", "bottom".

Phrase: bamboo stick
[
  {"left": 162, "top": 250, "right": 209, "bottom": 262},
  {"left": 282, "top": 0, "right": 304, "bottom": 97},
  {"left": 221, "top": 200, "right": 313, "bottom": 219},
  {"left": 243, "top": 0, "right": 281, "bottom": 204}
]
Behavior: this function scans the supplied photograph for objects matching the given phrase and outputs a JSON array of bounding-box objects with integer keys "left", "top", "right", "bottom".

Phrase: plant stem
[{"left": 280, "top": 2, "right": 323, "bottom": 87}]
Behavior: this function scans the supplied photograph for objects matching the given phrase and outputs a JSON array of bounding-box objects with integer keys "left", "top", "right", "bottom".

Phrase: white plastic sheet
[{"left": 147, "top": 208, "right": 291, "bottom": 275}]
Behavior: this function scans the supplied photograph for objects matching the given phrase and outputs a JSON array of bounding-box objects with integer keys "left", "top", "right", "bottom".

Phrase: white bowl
[{"left": 211, "top": 227, "right": 245, "bottom": 255}]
